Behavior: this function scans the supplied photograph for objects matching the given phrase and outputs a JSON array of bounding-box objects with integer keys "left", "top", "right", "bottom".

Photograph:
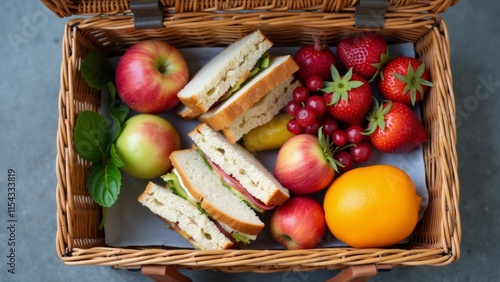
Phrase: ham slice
[{"left": 204, "top": 154, "right": 275, "bottom": 211}]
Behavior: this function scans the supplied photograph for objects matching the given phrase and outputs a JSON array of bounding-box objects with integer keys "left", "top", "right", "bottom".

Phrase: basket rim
[{"left": 41, "top": 0, "right": 460, "bottom": 18}]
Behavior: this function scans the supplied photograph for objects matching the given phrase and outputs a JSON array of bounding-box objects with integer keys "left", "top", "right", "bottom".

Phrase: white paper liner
[{"left": 104, "top": 43, "right": 428, "bottom": 249}]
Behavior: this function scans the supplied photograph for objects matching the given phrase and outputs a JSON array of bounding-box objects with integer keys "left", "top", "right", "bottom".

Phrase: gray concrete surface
[{"left": 0, "top": 0, "right": 497, "bottom": 281}]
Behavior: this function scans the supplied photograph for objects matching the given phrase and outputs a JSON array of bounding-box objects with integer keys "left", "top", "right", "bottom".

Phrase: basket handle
[
  {"left": 141, "top": 265, "right": 192, "bottom": 282},
  {"left": 327, "top": 265, "right": 391, "bottom": 282}
]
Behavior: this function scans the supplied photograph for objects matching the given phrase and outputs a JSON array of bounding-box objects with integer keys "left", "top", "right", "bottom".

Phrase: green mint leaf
[
  {"left": 81, "top": 50, "right": 115, "bottom": 89},
  {"left": 110, "top": 100, "right": 129, "bottom": 125},
  {"left": 108, "top": 81, "right": 116, "bottom": 103},
  {"left": 86, "top": 161, "right": 121, "bottom": 208},
  {"left": 108, "top": 118, "right": 121, "bottom": 144},
  {"left": 109, "top": 100, "right": 129, "bottom": 142},
  {"left": 109, "top": 144, "right": 125, "bottom": 168},
  {"left": 74, "top": 111, "right": 111, "bottom": 162}
]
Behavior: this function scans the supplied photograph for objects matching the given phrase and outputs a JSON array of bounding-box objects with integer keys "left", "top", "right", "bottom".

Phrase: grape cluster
[
  {"left": 285, "top": 75, "right": 373, "bottom": 173},
  {"left": 285, "top": 76, "right": 328, "bottom": 135}
]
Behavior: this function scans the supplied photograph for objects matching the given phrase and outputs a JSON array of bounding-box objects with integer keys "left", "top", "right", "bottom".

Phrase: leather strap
[
  {"left": 354, "top": 0, "right": 389, "bottom": 29},
  {"left": 326, "top": 265, "right": 391, "bottom": 282},
  {"left": 141, "top": 265, "right": 192, "bottom": 282},
  {"left": 130, "top": 0, "right": 164, "bottom": 29}
]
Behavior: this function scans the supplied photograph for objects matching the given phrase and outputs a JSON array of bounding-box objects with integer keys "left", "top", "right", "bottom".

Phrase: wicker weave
[
  {"left": 42, "top": 0, "right": 459, "bottom": 17},
  {"left": 54, "top": 5, "right": 460, "bottom": 274}
]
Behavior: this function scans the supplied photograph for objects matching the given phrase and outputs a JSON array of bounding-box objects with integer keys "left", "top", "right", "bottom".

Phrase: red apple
[
  {"left": 115, "top": 114, "right": 180, "bottom": 179},
  {"left": 115, "top": 40, "right": 189, "bottom": 114},
  {"left": 270, "top": 196, "right": 326, "bottom": 249},
  {"left": 274, "top": 133, "right": 337, "bottom": 194}
]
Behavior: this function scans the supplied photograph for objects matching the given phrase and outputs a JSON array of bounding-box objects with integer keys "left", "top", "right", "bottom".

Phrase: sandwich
[
  {"left": 138, "top": 181, "right": 234, "bottom": 250},
  {"left": 219, "top": 76, "right": 301, "bottom": 143},
  {"left": 188, "top": 123, "right": 290, "bottom": 211},
  {"left": 177, "top": 29, "right": 274, "bottom": 117},
  {"left": 176, "top": 29, "right": 300, "bottom": 143},
  {"left": 145, "top": 148, "right": 265, "bottom": 247},
  {"left": 197, "top": 55, "right": 299, "bottom": 131}
]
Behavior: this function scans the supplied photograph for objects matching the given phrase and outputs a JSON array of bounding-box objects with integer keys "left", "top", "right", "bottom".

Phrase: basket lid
[{"left": 42, "top": 0, "right": 458, "bottom": 18}]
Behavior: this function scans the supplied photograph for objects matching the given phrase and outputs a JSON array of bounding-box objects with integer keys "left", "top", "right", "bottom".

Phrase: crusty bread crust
[
  {"left": 175, "top": 104, "right": 202, "bottom": 120},
  {"left": 199, "top": 55, "right": 299, "bottom": 130},
  {"left": 199, "top": 200, "right": 264, "bottom": 235},
  {"left": 170, "top": 149, "right": 264, "bottom": 235}
]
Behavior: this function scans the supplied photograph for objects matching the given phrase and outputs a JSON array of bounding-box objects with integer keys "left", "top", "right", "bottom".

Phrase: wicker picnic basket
[{"left": 45, "top": 0, "right": 461, "bottom": 280}]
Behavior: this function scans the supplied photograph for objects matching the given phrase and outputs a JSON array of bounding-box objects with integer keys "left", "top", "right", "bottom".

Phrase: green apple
[{"left": 115, "top": 114, "right": 180, "bottom": 179}]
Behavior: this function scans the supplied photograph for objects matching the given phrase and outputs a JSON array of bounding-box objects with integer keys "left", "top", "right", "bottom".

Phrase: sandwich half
[
  {"left": 138, "top": 181, "right": 234, "bottom": 250},
  {"left": 221, "top": 76, "right": 302, "bottom": 143},
  {"left": 198, "top": 55, "right": 299, "bottom": 131},
  {"left": 177, "top": 29, "right": 273, "bottom": 116},
  {"left": 164, "top": 148, "right": 265, "bottom": 244},
  {"left": 188, "top": 123, "right": 290, "bottom": 211}
]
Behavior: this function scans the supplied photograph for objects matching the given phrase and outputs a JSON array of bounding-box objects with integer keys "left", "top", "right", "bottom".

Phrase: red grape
[
  {"left": 332, "top": 130, "right": 347, "bottom": 147},
  {"left": 287, "top": 119, "right": 304, "bottom": 135},
  {"left": 306, "top": 95, "right": 327, "bottom": 117},
  {"left": 286, "top": 100, "right": 302, "bottom": 117},
  {"left": 321, "top": 118, "right": 339, "bottom": 136},
  {"left": 346, "top": 125, "right": 365, "bottom": 144},
  {"left": 305, "top": 75, "right": 324, "bottom": 92},
  {"left": 335, "top": 151, "right": 354, "bottom": 174},
  {"left": 304, "top": 119, "right": 322, "bottom": 135},
  {"left": 296, "top": 107, "right": 317, "bottom": 127},
  {"left": 350, "top": 142, "right": 373, "bottom": 163},
  {"left": 292, "top": 86, "right": 310, "bottom": 103}
]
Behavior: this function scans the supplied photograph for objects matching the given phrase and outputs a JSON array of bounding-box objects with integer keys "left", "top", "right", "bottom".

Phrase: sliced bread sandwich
[
  {"left": 138, "top": 181, "right": 234, "bottom": 250},
  {"left": 167, "top": 148, "right": 264, "bottom": 244},
  {"left": 220, "top": 76, "right": 301, "bottom": 143},
  {"left": 198, "top": 55, "right": 299, "bottom": 131},
  {"left": 188, "top": 123, "right": 289, "bottom": 211},
  {"left": 177, "top": 29, "right": 273, "bottom": 116}
]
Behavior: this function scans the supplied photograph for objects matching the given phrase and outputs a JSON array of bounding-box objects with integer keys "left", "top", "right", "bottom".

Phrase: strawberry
[
  {"left": 336, "top": 33, "right": 388, "bottom": 82},
  {"left": 364, "top": 99, "right": 426, "bottom": 153},
  {"left": 321, "top": 65, "right": 372, "bottom": 126},
  {"left": 294, "top": 35, "right": 338, "bottom": 84},
  {"left": 379, "top": 56, "right": 433, "bottom": 106}
]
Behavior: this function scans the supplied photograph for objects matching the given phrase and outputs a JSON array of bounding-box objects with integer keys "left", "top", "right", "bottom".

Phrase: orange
[{"left": 323, "top": 165, "right": 422, "bottom": 248}]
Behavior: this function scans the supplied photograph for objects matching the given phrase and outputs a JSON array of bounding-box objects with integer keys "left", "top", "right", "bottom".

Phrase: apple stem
[
  {"left": 313, "top": 35, "right": 326, "bottom": 51},
  {"left": 158, "top": 65, "right": 167, "bottom": 74}
]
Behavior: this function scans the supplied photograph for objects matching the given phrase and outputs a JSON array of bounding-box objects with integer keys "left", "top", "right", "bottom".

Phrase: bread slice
[
  {"left": 169, "top": 149, "right": 264, "bottom": 236},
  {"left": 189, "top": 123, "right": 289, "bottom": 206},
  {"left": 221, "top": 77, "right": 301, "bottom": 143},
  {"left": 177, "top": 30, "right": 273, "bottom": 113},
  {"left": 175, "top": 104, "right": 201, "bottom": 120},
  {"left": 138, "top": 182, "right": 233, "bottom": 250},
  {"left": 198, "top": 55, "right": 299, "bottom": 130}
]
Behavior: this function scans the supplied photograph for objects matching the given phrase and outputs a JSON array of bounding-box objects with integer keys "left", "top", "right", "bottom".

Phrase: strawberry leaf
[
  {"left": 368, "top": 48, "right": 389, "bottom": 83},
  {"left": 321, "top": 67, "right": 364, "bottom": 106},
  {"left": 394, "top": 63, "right": 434, "bottom": 106},
  {"left": 318, "top": 128, "right": 339, "bottom": 172},
  {"left": 364, "top": 99, "right": 392, "bottom": 136}
]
